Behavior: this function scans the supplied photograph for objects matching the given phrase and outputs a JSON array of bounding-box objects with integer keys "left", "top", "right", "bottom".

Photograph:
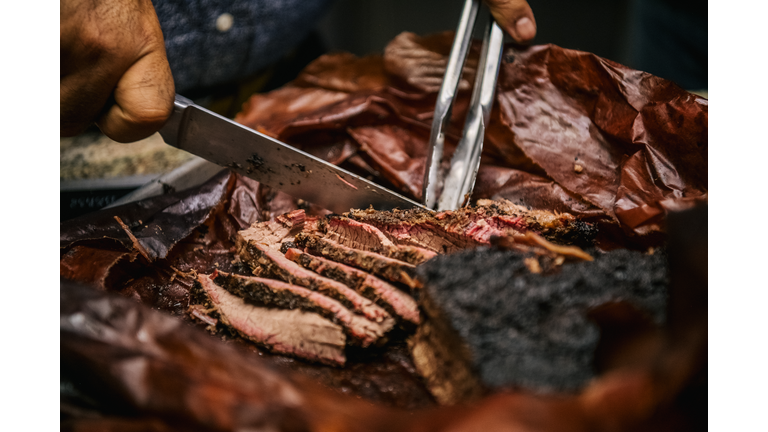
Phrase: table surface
[{"left": 60, "top": 130, "right": 194, "bottom": 182}]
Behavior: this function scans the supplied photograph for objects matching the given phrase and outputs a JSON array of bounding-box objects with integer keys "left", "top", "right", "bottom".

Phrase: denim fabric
[{"left": 152, "top": 0, "right": 333, "bottom": 93}]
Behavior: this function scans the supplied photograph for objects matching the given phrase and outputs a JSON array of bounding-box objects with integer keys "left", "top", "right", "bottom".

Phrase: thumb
[
  {"left": 97, "top": 47, "right": 175, "bottom": 143},
  {"left": 485, "top": 0, "right": 537, "bottom": 43}
]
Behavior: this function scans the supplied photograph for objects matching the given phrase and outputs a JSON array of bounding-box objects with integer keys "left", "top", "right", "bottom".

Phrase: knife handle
[{"left": 158, "top": 94, "right": 195, "bottom": 147}]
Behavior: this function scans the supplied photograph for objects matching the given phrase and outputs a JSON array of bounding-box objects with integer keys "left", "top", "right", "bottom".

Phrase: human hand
[
  {"left": 60, "top": 0, "right": 175, "bottom": 143},
  {"left": 484, "top": 0, "right": 537, "bottom": 43}
]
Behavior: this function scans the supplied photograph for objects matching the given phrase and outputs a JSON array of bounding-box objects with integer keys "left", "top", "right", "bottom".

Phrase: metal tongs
[{"left": 422, "top": 0, "right": 505, "bottom": 211}]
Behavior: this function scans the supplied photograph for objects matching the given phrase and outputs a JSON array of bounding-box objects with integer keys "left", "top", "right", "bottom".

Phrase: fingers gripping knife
[{"left": 421, "top": 0, "right": 505, "bottom": 211}]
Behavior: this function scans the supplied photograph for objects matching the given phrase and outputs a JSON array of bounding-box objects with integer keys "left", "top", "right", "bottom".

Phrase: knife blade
[{"left": 158, "top": 95, "right": 425, "bottom": 214}]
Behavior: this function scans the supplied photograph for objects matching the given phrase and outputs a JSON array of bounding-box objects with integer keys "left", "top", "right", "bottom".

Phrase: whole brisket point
[{"left": 410, "top": 247, "right": 668, "bottom": 404}]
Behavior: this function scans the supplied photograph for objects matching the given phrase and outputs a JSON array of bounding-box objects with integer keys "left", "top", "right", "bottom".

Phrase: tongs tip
[{"left": 422, "top": 0, "right": 505, "bottom": 211}]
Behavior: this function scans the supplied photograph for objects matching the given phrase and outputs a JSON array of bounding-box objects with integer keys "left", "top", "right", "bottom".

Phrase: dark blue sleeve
[{"left": 152, "top": 0, "right": 333, "bottom": 93}]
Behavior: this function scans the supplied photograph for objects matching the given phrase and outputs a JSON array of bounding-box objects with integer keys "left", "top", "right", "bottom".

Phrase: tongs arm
[
  {"left": 438, "top": 20, "right": 504, "bottom": 211},
  {"left": 422, "top": 0, "right": 505, "bottom": 211},
  {"left": 422, "top": 0, "right": 480, "bottom": 209}
]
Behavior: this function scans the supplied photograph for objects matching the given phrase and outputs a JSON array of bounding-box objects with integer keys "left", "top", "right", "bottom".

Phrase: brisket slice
[
  {"left": 236, "top": 209, "right": 306, "bottom": 251},
  {"left": 320, "top": 216, "right": 437, "bottom": 265},
  {"left": 457, "top": 199, "right": 583, "bottom": 243},
  {"left": 236, "top": 234, "right": 394, "bottom": 329},
  {"left": 285, "top": 248, "right": 420, "bottom": 326},
  {"left": 197, "top": 273, "right": 346, "bottom": 365},
  {"left": 346, "top": 208, "right": 476, "bottom": 254},
  {"left": 214, "top": 271, "right": 391, "bottom": 347},
  {"left": 294, "top": 232, "right": 421, "bottom": 289},
  {"left": 409, "top": 247, "right": 668, "bottom": 405}
]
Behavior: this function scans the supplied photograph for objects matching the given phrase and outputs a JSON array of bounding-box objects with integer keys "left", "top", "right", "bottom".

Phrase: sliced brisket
[
  {"left": 214, "top": 271, "right": 391, "bottom": 347},
  {"left": 197, "top": 273, "right": 346, "bottom": 365},
  {"left": 346, "top": 208, "right": 476, "bottom": 253},
  {"left": 285, "top": 248, "right": 420, "bottom": 326},
  {"left": 320, "top": 216, "right": 437, "bottom": 265},
  {"left": 236, "top": 234, "right": 394, "bottom": 330},
  {"left": 346, "top": 199, "right": 594, "bottom": 253},
  {"left": 473, "top": 199, "right": 598, "bottom": 247},
  {"left": 294, "top": 232, "right": 421, "bottom": 289}
]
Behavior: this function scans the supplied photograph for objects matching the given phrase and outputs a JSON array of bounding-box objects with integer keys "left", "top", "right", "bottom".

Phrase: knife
[{"left": 158, "top": 94, "right": 425, "bottom": 214}]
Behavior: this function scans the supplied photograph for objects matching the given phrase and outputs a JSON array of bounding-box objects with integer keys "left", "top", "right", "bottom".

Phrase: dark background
[
  {"left": 315, "top": 0, "right": 707, "bottom": 91},
  {"left": 317, "top": 0, "right": 632, "bottom": 67}
]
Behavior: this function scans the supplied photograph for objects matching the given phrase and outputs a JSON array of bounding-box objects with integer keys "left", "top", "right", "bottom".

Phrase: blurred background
[
  {"left": 321, "top": 0, "right": 628, "bottom": 62},
  {"left": 318, "top": 0, "right": 706, "bottom": 90}
]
